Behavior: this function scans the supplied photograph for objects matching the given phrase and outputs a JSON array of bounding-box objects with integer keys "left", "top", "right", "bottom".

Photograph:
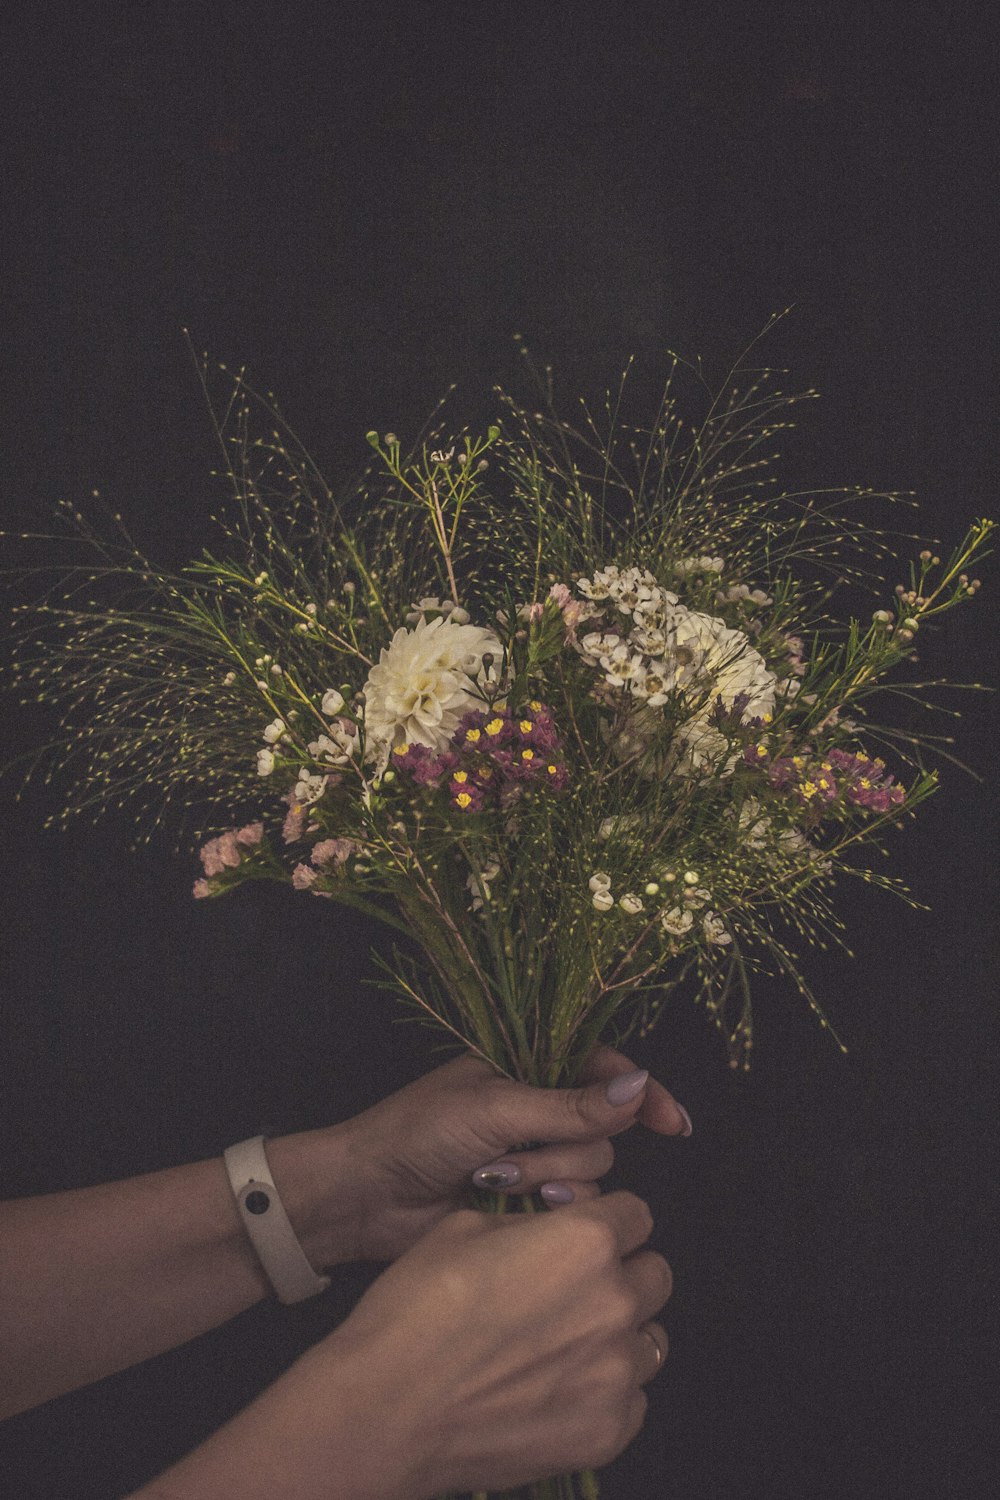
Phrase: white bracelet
[{"left": 223, "top": 1136, "right": 331, "bottom": 1305}]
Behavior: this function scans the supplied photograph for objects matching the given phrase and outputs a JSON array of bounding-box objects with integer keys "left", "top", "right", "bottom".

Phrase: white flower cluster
[
  {"left": 574, "top": 564, "right": 777, "bottom": 771},
  {"left": 736, "top": 798, "right": 833, "bottom": 875},
  {"left": 588, "top": 866, "right": 732, "bottom": 945}
]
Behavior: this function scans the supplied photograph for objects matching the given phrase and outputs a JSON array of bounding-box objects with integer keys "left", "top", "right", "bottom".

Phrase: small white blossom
[
  {"left": 467, "top": 859, "right": 501, "bottom": 912},
  {"left": 675, "top": 555, "right": 724, "bottom": 576},
  {"left": 322, "top": 688, "right": 346, "bottom": 717},
  {"left": 702, "top": 911, "right": 733, "bottom": 946},
  {"left": 683, "top": 870, "right": 700, "bottom": 885},
  {"left": 263, "top": 718, "right": 286, "bottom": 744},
  {"left": 256, "top": 748, "right": 275, "bottom": 777},
  {"left": 661, "top": 906, "right": 694, "bottom": 936},
  {"left": 592, "top": 888, "right": 615, "bottom": 912},
  {"left": 619, "top": 893, "right": 644, "bottom": 915},
  {"left": 588, "top": 872, "right": 612, "bottom": 892},
  {"left": 223, "top": 670, "right": 236, "bottom": 686},
  {"left": 294, "top": 771, "right": 327, "bottom": 805},
  {"left": 308, "top": 725, "right": 357, "bottom": 766},
  {"left": 597, "top": 814, "right": 642, "bottom": 841}
]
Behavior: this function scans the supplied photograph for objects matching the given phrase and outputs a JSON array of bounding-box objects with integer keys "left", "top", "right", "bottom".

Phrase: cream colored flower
[
  {"left": 661, "top": 906, "right": 694, "bottom": 936},
  {"left": 363, "top": 615, "right": 500, "bottom": 753}
]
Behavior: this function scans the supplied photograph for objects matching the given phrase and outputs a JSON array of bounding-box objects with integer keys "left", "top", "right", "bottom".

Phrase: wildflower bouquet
[{"left": 6, "top": 343, "right": 991, "bottom": 1500}]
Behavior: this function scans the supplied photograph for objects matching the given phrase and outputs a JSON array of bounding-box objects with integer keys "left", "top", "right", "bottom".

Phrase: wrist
[{"left": 262, "top": 1120, "right": 370, "bottom": 1272}]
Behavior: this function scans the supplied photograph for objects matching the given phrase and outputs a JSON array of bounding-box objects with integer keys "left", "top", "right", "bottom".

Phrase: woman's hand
[
  {"left": 289, "top": 1045, "right": 691, "bottom": 1264},
  {"left": 137, "top": 1191, "right": 672, "bottom": 1499}
]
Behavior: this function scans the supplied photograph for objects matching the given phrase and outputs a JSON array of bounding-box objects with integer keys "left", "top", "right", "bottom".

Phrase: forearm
[
  {"left": 0, "top": 1124, "right": 366, "bottom": 1418},
  {"left": 127, "top": 1338, "right": 430, "bottom": 1500}
]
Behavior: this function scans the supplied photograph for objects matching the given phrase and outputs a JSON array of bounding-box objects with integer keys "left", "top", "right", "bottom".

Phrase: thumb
[{"left": 488, "top": 1068, "right": 650, "bottom": 1145}]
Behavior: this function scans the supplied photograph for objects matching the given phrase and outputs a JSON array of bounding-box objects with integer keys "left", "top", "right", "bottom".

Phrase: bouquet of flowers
[{"left": 5, "top": 342, "right": 990, "bottom": 1500}]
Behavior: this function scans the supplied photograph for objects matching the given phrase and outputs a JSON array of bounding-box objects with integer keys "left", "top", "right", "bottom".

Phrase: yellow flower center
[
  {"left": 521, "top": 749, "right": 534, "bottom": 761},
  {"left": 393, "top": 743, "right": 411, "bottom": 757},
  {"left": 519, "top": 720, "right": 533, "bottom": 734},
  {"left": 801, "top": 781, "right": 818, "bottom": 799},
  {"left": 485, "top": 718, "right": 504, "bottom": 736},
  {"left": 465, "top": 728, "right": 481, "bottom": 743},
  {"left": 453, "top": 770, "right": 469, "bottom": 784},
  {"left": 456, "top": 792, "right": 472, "bottom": 808}
]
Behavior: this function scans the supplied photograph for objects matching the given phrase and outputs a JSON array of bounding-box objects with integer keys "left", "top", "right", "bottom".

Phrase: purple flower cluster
[
  {"left": 391, "top": 702, "right": 569, "bottom": 812},
  {"left": 826, "top": 748, "right": 906, "bottom": 812},
  {"left": 743, "top": 742, "right": 906, "bottom": 815}
]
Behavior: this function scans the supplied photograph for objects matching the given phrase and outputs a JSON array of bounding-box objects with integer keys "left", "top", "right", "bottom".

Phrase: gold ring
[{"left": 641, "top": 1326, "right": 663, "bottom": 1370}]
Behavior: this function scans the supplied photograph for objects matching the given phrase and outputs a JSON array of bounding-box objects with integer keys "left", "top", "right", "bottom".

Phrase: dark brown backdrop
[{"left": 1, "top": 4, "right": 997, "bottom": 1497}]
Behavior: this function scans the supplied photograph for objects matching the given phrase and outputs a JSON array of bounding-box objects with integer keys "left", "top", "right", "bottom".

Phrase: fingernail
[
  {"left": 540, "top": 1182, "right": 575, "bottom": 1204},
  {"left": 473, "top": 1161, "right": 522, "bottom": 1189},
  {"left": 676, "top": 1104, "right": 693, "bottom": 1138},
  {"left": 605, "top": 1068, "right": 649, "bottom": 1107}
]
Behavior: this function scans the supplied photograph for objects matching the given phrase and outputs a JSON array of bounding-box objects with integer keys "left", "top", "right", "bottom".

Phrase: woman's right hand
[
  {"left": 325, "top": 1190, "right": 672, "bottom": 1497},
  {"left": 135, "top": 1191, "right": 671, "bottom": 1500}
]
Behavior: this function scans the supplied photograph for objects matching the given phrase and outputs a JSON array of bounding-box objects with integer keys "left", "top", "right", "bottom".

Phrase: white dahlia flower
[
  {"left": 666, "top": 608, "right": 776, "bottom": 773},
  {"left": 362, "top": 614, "right": 500, "bottom": 754}
]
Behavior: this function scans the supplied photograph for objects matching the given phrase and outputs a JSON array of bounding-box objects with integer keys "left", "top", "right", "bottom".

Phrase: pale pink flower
[
  {"left": 199, "top": 832, "right": 241, "bottom": 876},
  {"left": 216, "top": 831, "right": 241, "bottom": 868},
  {"left": 291, "top": 863, "right": 318, "bottom": 890},
  {"left": 192, "top": 878, "right": 212, "bottom": 899},
  {"left": 282, "top": 797, "right": 308, "bottom": 844},
  {"left": 547, "top": 582, "right": 586, "bottom": 639},
  {"left": 312, "top": 838, "right": 356, "bottom": 872},
  {"left": 236, "top": 822, "right": 263, "bottom": 847}
]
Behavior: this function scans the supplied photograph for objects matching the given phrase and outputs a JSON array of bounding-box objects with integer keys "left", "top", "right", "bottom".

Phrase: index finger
[
  {"left": 578, "top": 1043, "right": 691, "bottom": 1137},
  {"left": 569, "top": 1189, "right": 655, "bottom": 1258}
]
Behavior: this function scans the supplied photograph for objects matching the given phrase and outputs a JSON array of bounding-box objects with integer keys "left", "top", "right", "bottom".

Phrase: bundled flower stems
[{"left": 5, "top": 339, "right": 992, "bottom": 1500}]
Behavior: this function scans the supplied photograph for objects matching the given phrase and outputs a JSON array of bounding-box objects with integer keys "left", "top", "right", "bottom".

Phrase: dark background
[{"left": 1, "top": 3, "right": 998, "bottom": 1497}]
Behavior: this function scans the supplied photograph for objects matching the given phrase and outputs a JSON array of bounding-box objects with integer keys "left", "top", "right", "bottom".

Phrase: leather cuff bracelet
[{"left": 223, "top": 1135, "right": 331, "bottom": 1304}]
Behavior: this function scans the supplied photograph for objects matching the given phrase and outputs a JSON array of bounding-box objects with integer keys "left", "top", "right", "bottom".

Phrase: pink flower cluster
[
  {"left": 391, "top": 702, "right": 569, "bottom": 812},
  {"left": 291, "top": 837, "right": 357, "bottom": 892},
  {"left": 743, "top": 742, "right": 906, "bottom": 815},
  {"left": 193, "top": 823, "right": 263, "bottom": 897}
]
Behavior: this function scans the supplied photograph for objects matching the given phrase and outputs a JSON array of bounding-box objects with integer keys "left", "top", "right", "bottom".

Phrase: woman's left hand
[{"left": 289, "top": 1046, "right": 691, "bottom": 1264}]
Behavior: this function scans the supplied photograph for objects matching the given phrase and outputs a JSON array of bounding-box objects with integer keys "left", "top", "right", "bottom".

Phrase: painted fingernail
[
  {"left": 605, "top": 1068, "right": 649, "bottom": 1107},
  {"left": 473, "top": 1161, "right": 522, "bottom": 1189},
  {"left": 540, "top": 1182, "right": 575, "bottom": 1204},
  {"left": 676, "top": 1104, "right": 693, "bottom": 1138}
]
